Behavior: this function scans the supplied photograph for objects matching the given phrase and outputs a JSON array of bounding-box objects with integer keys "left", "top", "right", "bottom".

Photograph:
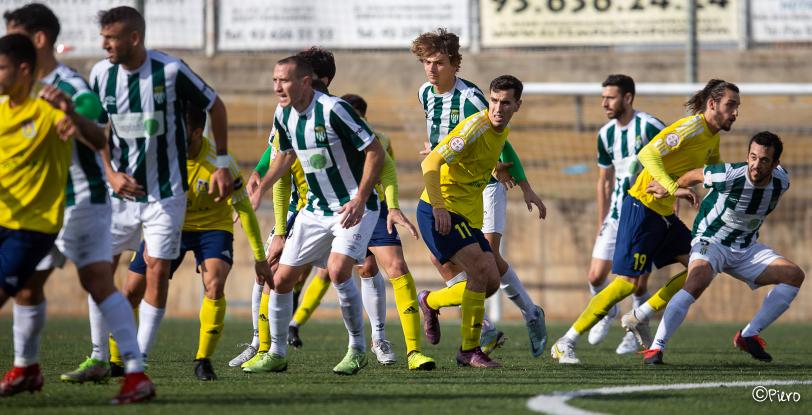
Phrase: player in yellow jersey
[
  {"left": 418, "top": 75, "right": 544, "bottom": 368},
  {"left": 0, "top": 33, "right": 121, "bottom": 398},
  {"left": 103, "top": 106, "right": 271, "bottom": 380},
  {"left": 551, "top": 79, "right": 740, "bottom": 365}
]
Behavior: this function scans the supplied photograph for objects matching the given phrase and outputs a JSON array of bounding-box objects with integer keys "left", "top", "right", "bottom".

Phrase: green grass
[{"left": 1, "top": 319, "right": 810, "bottom": 414}]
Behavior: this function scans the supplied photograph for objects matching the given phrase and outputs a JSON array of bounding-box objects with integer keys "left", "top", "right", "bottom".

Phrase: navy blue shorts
[
  {"left": 129, "top": 230, "right": 234, "bottom": 278},
  {"left": 612, "top": 196, "right": 691, "bottom": 277},
  {"left": 416, "top": 200, "right": 491, "bottom": 264},
  {"left": 366, "top": 202, "right": 401, "bottom": 257},
  {"left": 0, "top": 227, "right": 57, "bottom": 295}
]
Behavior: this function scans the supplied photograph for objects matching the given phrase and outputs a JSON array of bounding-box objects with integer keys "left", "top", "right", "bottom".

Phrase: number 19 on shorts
[{"left": 633, "top": 253, "right": 648, "bottom": 271}]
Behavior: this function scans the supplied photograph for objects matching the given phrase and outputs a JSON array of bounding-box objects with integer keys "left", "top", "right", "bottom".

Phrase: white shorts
[
  {"left": 689, "top": 238, "right": 783, "bottom": 290},
  {"left": 591, "top": 216, "right": 619, "bottom": 261},
  {"left": 280, "top": 208, "right": 379, "bottom": 268},
  {"left": 110, "top": 195, "right": 186, "bottom": 260},
  {"left": 36, "top": 203, "right": 113, "bottom": 270},
  {"left": 482, "top": 181, "right": 507, "bottom": 234}
]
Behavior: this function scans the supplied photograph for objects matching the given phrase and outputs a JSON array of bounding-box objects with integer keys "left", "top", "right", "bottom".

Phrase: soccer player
[
  {"left": 586, "top": 74, "right": 665, "bottom": 354},
  {"left": 89, "top": 6, "right": 232, "bottom": 364},
  {"left": 551, "top": 79, "right": 740, "bottom": 364},
  {"left": 252, "top": 55, "right": 386, "bottom": 375},
  {"left": 0, "top": 33, "right": 149, "bottom": 403},
  {"left": 110, "top": 106, "right": 270, "bottom": 379},
  {"left": 641, "top": 132, "right": 803, "bottom": 364},
  {"left": 233, "top": 47, "right": 334, "bottom": 368},
  {"left": 418, "top": 75, "right": 543, "bottom": 368},
  {"left": 278, "top": 93, "right": 436, "bottom": 370},
  {"left": 411, "top": 29, "right": 548, "bottom": 357},
  {"left": 3, "top": 4, "right": 149, "bottom": 394}
]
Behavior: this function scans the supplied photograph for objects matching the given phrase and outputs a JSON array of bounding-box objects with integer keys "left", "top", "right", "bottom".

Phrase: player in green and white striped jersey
[
  {"left": 89, "top": 7, "right": 232, "bottom": 377},
  {"left": 588, "top": 75, "right": 665, "bottom": 353},
  {"left": 253, "top": 55, "right": 387, "bottom": 375},
  {"left": 645, "top": 132, "right": 804, "bottom": 364},
  {"left": 411, "top": 29, "right": 549, "bottom": 358},
  {"left": 4, "top": 3, "right": 152, "bottom": 403}
]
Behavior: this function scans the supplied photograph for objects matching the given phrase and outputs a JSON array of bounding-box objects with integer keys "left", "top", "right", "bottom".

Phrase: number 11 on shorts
[{"left": 455, "top": 222, "right": 472, "bottom": 239}]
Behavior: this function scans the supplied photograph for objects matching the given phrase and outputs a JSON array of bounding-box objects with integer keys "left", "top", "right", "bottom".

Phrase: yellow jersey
[
  {"left": 628, "top": 114, "right": 721, "bottom": 216},
  {"left": 184, "top": 137, "right": 245, "bottom": 232},
  {"left": 0, "top": 96, "right": 70, "bottom": 234},
  {"left": 420, "top": 109, "right": 508, "bottom": 228}
]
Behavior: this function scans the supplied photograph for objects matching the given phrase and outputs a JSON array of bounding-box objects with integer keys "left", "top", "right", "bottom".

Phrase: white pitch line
[{"left": 527, "top": 379, "right": 812, "bottom": 415}]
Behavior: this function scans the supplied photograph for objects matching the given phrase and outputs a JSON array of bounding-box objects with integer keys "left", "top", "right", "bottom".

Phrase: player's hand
[
  {"left": 55, "top": 117, "right": 76, "bottom": 141},
  {"left": 38, "top": 85, "right": 75, "bottom": 114},
  {"left": 338, "top": 197, "right": 365, "bottom": 229},
  {"left": 266, "top": 234, "right": 286, "bottom": 267},
  {"left": 419, "top": 142, "right": 432, "bottom": 156},
  {"left": 209, "top": 167, "right": 234, "bottom": 203},
  {"left": 493, "top": 162, "right": 516, "bottom": 189},
  {"left": 250, "top": 186, "right": 263, "bottom": 211},
  {"left": 254, "top": 259, "right": 272, "bottom": 286},
  {"left": 246, "top": 171, "right": 261, "bottom": 198},
  {"left": 108, "top": 171, "right": 145, "bottom": 198},
  {"left": 646, "top": 179, "right": 669, "bottom": 199},
  {"left": 387, "top": 208, "right": 419, "bottom": 239},
  {"left": 523, "top": 190, "right": 547, "bottom": 220},
  {"left": 674, "top": 187, "right": 699, "bottom": 208},
  {"left": 432, "top": 207, "right": 451, "bottom": 236}
]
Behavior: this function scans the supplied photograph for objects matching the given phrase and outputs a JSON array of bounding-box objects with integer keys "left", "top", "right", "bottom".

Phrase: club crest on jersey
[
  {"left": 153, "top": 85, "right": 166, "bottom": 105},
  {"left": 21, "top": 119, "right": 36, "bottom": 139},
  {"left": 314, "top": 125, "right": 327, "bottom": 143},
  {"left": 450, "top": 108, "right": 460, "bottom": 124},
  {"left": 665, "top": 133, "right": 680, "bottom": 147},
  {"left": 450, "top": 136, "right": 465, "bottom": 153},
  {"left": 196, "top": 179, "right": 209, "bottom": 193}
]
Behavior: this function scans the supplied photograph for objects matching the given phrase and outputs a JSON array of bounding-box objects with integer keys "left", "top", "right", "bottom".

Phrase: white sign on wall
[
  {"left": 752, "top": 0, "right": 812, "bottom": 42},
  {"left": 217, "top": 0, "right": 470, "bottom": 51},
  {"left": 145, "top": 0, "right": 205, "bottom": 50}
]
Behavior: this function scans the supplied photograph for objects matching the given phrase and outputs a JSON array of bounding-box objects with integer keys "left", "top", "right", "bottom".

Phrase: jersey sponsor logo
[
  {"left": 721, "top": 209, "right": 762, "bottom": 232},
  {"left": 450, "top": 136, "right": 465, "bottom": 152},
  {"left": 665, "top": 133, "right": 680, "bottom": 147},
  {"left": 450, "top": 108, "right": 460, "bottom": 124},
  {"left": 298, "top": 147, "right": 334, "bottom": 173},
  {"left": 110, "top": 111, "right": 166, "bottom": 139},
  {"left": 314, "top": 125, "right": 327, "bottom": 143},
  {"left": 21, "top": 120, "right": 36, "bottom": 139},
  {"left": 153, "top": 85, "right": 166, "bottom": 104}
]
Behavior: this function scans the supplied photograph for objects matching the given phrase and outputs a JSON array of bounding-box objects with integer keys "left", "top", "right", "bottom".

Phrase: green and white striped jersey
[
  {"left": 418, "top": 77, "right": 488, "bottom": 149},
  {"left": 42, "top": 64, "right": 108, "bottom": 208},
  {"left": 597, "top": 110, "right": 665, "bottom": 220},
  {"left": 274, "top": 92, "right": 379, "bottom": 216},
  {"left": 90, "top": 50, "right": 217, "bottom": 202},
  {"left": 693, "top": 162, "right": 790, "bottom": 251}
]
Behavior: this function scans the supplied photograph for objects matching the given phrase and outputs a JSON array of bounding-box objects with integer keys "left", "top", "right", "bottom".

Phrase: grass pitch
[{"left": 0, "top": 318, "right": 810, "bottom": 414}]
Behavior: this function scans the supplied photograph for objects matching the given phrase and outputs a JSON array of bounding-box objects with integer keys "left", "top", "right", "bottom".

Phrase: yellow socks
[
  {"left": 258, "top": 292, "right": 270, "bottom": 353},
  {"left": 292, "top": 275, "right": 330, "bottom": 326},
  {"left": 426, "top": 281, "right": 466, "bottom": 310},
  {"left": 390, "top": 273, "right": 421, "bottom": 354},
  {"left": 460, "top": 288, "right": 486, "bottom": 351},
  {"left": 646, "top": 270, "right": 688, "bottom": 312},
  {"left": 109, "top": 306, "right": 137, "bottom": 366},
  {"left": 572, "top": 278, "right": 635, "bottom": 334},
  {"left": 195, "top": 297, "right": 226, "bottom": 360}
]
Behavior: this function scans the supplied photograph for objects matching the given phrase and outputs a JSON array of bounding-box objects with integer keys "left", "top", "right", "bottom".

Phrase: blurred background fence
[{"left": 2, "top": 0, "right": 812, "bottom": 323}]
